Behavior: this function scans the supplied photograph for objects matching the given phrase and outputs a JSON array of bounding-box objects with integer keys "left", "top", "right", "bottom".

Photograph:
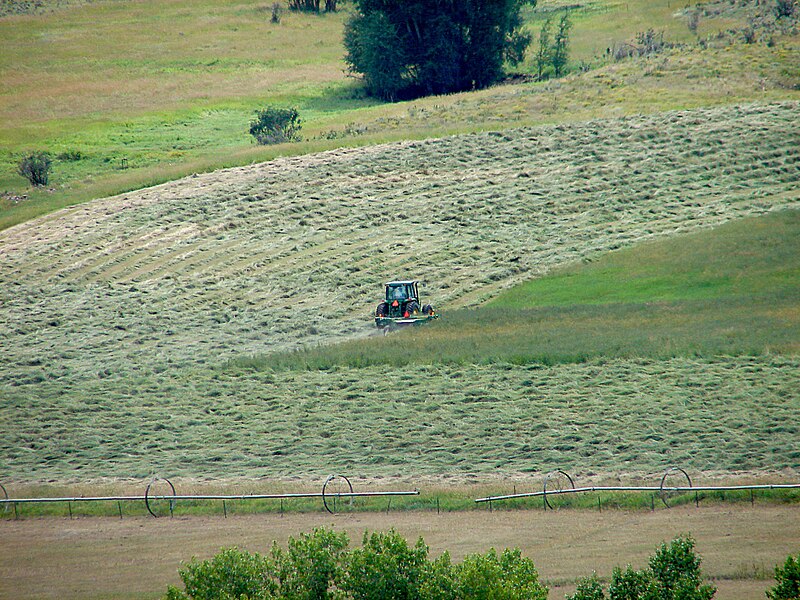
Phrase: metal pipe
[
  {"left": 7, "top": 490, "right": 420, "bottom": 504},
  {"left": 475, "top": 483, "right": 800, "bottom": 503}
]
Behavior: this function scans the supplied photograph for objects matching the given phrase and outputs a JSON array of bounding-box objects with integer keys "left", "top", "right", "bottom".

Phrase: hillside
[
  {"left": 1, "top": 101, "right": 798, "bottom": 481},
  {"left": 2, "top": 0, "right": 799, "bottom": 229}
]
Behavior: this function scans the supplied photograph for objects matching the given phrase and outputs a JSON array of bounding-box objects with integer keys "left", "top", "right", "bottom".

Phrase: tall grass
[{"left": 237, "top": 210, "right": 800, "bottom": 371}]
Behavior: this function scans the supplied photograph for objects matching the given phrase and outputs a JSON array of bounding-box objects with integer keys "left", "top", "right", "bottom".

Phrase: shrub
[
  {"left": 270, "top": 527, "right": 349, "bottom": 599},
  {"left": 576, "top": 536, "right": 715, "bottom": 600},
  {"left": 271, "top": 2, "right": 282, "bottom": 23},
  {"left": 766, "top": 552, "right": 800, "bottom": 600},
  {"left": 775, "top": 0, "right": 797, "bottom": 18},
  {"left": 648, "top": 535, "right": 715, "bottom": 600},
  {"left": 288, "top": 0, "right": 336, "bottom": 12},
  {"left": 249, "top": 107, "right": 302, "bottom": 145},
  {"left": 165, "top": 547, "right": 275, "bottom": 600},
  {"left": 18, "top": 151, "right": 52, "bottom": 186},
  {"left": 342, "top": 529, "right": 430, "bottom": 600},
  {"left": 608, "top": 565, "right": 657, "bottom": 600},
  {"left": 568, "top": 573, "right": 606, "bottom": 600},
  {"left": 454, "top": 547, "right": 548, "bottom": 600}
]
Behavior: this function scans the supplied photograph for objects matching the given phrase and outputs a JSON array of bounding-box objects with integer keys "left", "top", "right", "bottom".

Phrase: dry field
[{"left": 2, "top": 505, "right": 799, "bottom": 600}]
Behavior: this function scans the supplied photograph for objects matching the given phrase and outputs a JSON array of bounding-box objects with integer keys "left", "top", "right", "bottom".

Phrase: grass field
[
  {"left": 246, "top": 210, "right": 800, "bottom": 369},
  {"left": 1, "top": 1, "right": 799, "bottom": 597},
  {"left": 1, "top": 100, "right": 798, "bottom": 482},
  {"left": 2, "top": 0, "right": 798, "bottom": 230}
]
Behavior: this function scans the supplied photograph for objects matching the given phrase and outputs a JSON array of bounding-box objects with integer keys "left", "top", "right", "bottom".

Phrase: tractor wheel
[
  {"left": 422, "top": 304, "right": 433, "bottom": 315},
  {"left": 405, "top": 301, "right": 420, "bottom": 315},
  {"left": 376, "top": 302, "right": 388, "bottom": 317}
]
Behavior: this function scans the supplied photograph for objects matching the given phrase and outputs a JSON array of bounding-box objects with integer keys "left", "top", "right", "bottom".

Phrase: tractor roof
[{"left": 386, "top": 280, "right": 417, "bottom": 286}]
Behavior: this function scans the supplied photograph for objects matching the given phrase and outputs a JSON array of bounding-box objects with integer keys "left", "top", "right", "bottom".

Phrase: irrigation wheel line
[
  {"left": 543, "top": 469, "right": 576, "bottom": 510},
  {"left": 659, "top": 466, "right": 692, "bottom": 508},
  {"left": 474, "top": 468, "right": 800, "bottom": 507},
  {"left": 144, "top": 477, "right": 176, "bottom": 518},
  {"left": 0, "top": 475, "right": 420, "bottom": 519},
  {"left": 322, "top": 474, "right": 354, "bottom": 515}
]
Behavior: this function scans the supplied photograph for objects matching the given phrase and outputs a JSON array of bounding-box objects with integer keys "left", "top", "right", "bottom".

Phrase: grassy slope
[
  {"left": 1, "top": 104, "right": 798, "bottom": 482},
  {"left": 2, "top": 0, "right": 799, "bottom": 229},
  {"left": 0, "top": 0, "right": 798, "bottom": 485},
  {"left": 242, "top": 210, "right": 800, "bottom": 369}
]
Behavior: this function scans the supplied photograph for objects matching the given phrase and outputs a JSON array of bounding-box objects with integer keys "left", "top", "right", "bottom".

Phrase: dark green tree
[{"left": 343, "top": 0, "right": 536, "bottom": 100}]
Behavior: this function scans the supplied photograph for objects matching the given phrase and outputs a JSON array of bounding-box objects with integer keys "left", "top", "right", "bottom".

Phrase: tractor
[{"left": 375, "top": 280, "right": 438, "bottom": 330}]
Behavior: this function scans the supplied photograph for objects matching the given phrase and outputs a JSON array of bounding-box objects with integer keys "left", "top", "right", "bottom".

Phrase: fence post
[{"left": 223, "top": 500, "right": 227, "bottom": 518}]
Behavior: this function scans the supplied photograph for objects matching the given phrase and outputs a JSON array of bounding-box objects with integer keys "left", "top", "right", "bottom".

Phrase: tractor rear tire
[
  {"left": 405, "top": 301, "right": 420, "bottom": 315},
  {"left": 376, "top": 302, "right": 388, "bottom": 317}
]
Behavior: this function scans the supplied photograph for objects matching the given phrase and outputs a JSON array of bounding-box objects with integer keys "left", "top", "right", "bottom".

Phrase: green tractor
[{"left": 375, "top": 280, "right": 438, "bottom": 330}]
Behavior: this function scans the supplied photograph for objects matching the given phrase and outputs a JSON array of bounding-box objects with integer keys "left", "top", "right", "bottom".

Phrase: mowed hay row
[
  {"left": 1, "top": 356, "right": 798, "bottom": 480},
  {"left": 0, "top": 101, "right": 799, "bottom": 383}
]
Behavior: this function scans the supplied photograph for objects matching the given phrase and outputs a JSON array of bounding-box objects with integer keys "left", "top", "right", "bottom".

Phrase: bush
[
  {"left": 775, "top": 0, "right": 797, "bottom": 18},
  {"left": 453, "top": 548, "right": 548, "bottom": 600},
  {"left": 766, "top": 552, "right": 800, "bottom": 600},
  {"left": 648, "top": 535, "right": 715, "bottom": 600},
  {"left": 165, "top": 547, "right": 275, "bottom": 600},
  {"left": 573, "top": 536, "right": 715, "bottom": 600},
  {"left": 569, "top": 573, "right": 606, "bottom": 600},
  {"left": 288, "top": 0, "right": 337, "bottom": 12},
  {"left": 18, "top": 151, "right": 52, "bottom": 186},
  {"left": 271, "top": 2, "right": 282, "bottom": 23},
  {"left": 165, "top": 528, "right": 550, "bottom": 600},
  {"left": 270, "top": 527, "right": 349, "bottom": 599},
  {"left": 343, "top": 529, "right": 430, "bottom": 600},
  {"left": 249, "top": 107, "right": 302, "bottom": 145}
]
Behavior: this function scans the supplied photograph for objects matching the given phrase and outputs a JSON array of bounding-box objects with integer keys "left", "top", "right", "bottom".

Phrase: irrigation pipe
[
  {"left": 476, "top": 483, "right": 800, "bottom": 503},
  {"left": 1, "top": 474, "right": 419, "bottom": 518},
  {"left": 8, "top": 491, "right": 421, "bottom": 504}
]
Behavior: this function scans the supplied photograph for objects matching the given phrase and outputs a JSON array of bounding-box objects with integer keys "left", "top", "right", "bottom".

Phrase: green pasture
[
  {"left": 239, "top": 210, "right": 800, "bottom": 370},
  {"left": 2, "top": 0, "right": 798, "bottom": 229}
]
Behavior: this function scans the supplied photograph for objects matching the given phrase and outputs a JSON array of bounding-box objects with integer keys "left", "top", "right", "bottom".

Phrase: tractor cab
[{"left": 375, "top": 280, "right": 437, "bottom": 329}]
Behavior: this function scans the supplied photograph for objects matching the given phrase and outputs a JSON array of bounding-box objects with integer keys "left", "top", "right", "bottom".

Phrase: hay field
[{"left": 0, "top": 101, "right": 798, "bottom": 482}]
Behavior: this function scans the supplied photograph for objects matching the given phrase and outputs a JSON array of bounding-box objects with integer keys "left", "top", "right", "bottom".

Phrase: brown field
[{"left": 2, "top": 505, "right": 798, "bottom": 600}]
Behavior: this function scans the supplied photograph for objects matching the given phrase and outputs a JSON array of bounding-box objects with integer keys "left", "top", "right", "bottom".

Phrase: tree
[
  {"left": 551, "top": 10, "right": 572, "bottom": 77},
  {"left": 343, "top": 0, "right": 536, "bottom": 101},
  {"left": 342, "top": 529, "right": 430, "bottom": 600},
  {"left": 535, "top": 16, "right": 553, "bottom": 80}
]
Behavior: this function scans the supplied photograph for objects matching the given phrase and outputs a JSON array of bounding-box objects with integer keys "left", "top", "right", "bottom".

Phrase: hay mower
[{"left": 375, "top": 280, "right": 438, "bottom": 330}]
